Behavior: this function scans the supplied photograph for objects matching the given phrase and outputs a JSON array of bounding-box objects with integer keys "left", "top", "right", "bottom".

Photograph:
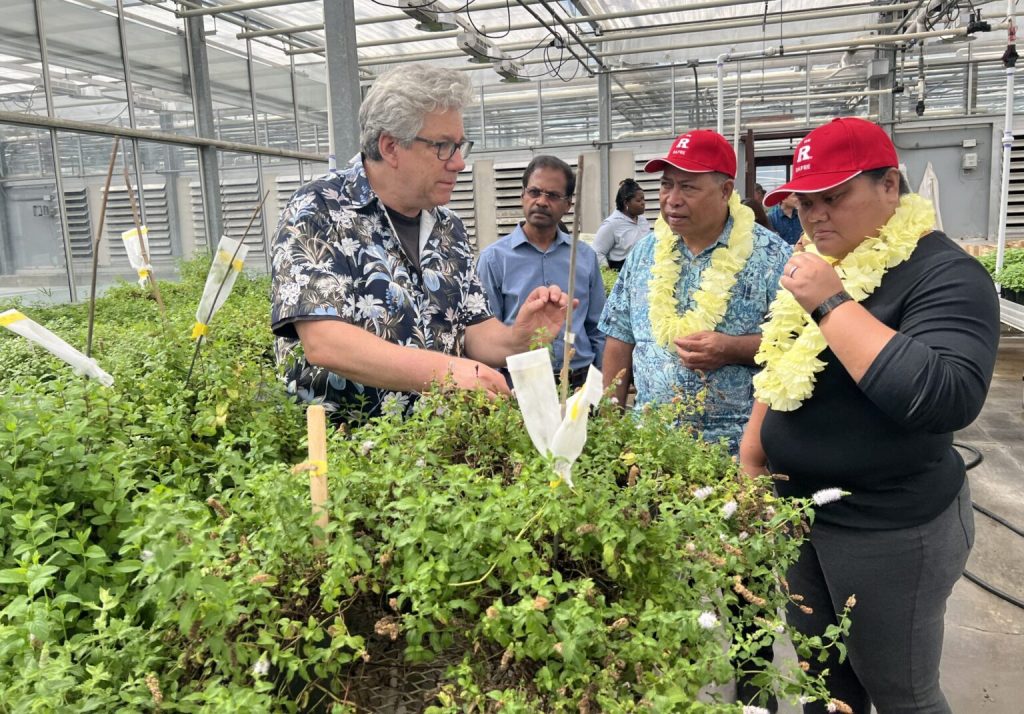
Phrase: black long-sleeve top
[{"left": 762, "top": 231, "right": 1000, "bottom": 529}]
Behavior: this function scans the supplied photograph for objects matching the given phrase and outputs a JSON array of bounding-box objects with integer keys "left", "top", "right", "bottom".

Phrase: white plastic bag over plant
[
  {"left": 192, "top": 236, "right": 249, "bottom": 341},
  {"left": 0, "top": 309, "right": 113, "bottom": 386},
  {"left": 506, "top": 348, "right": 603, "bottom": 488},
  {"left": 548, "top": 366, "right": 603, "bottom": 488},
  {"left": 507, "top": 349, "right": 562, "bottom": 457},
  {"left": 120, "top": 226, "right": 153, "bottom": 289}
]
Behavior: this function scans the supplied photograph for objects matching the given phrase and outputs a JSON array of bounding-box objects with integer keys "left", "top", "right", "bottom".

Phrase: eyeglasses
[
  {"left": 523, "top": 187, "right": 570, "bottom": 202},
  {"left": 412, "top": 136, "right": 474, "bottom": 161}
]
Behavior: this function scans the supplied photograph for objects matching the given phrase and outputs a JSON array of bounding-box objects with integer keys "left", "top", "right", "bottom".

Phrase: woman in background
[{"left": 593, "top": 179, "right": 650, "bottom": 269}]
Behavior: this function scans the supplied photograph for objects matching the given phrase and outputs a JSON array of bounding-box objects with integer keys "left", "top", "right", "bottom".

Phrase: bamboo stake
[
  {"left": 86, "top": 137, "right": 120, "bottom": 357},
  {"left": 559, "top": 155, "right": 585, "bottom": 410},
  {"left": 306, "top": 405, "right": 329, "bottom": 545},
  {"left": 121, "top": 156, "right": 167, "bottom": 319},
  {"left": 183, "top": 191, "right": 269, "bottom": 389}
]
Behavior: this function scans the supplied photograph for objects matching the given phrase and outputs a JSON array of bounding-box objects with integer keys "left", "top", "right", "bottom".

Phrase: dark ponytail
[{"left": 615, "top": 178, "right": 643, "bottom": 212}]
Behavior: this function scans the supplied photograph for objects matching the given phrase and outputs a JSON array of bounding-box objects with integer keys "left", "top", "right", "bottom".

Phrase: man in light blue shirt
[{"left": 477, "top": 156, "right": 606, "bottom": 388}]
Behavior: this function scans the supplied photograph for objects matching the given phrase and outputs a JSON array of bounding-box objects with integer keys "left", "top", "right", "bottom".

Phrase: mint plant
[{"left": 0, "top": 258, "right": 848, "bottom": 712}]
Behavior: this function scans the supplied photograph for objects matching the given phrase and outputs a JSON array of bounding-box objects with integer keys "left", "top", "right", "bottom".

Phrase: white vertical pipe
[
  {"left": 717, "top": 53, "right": 728, "bottom": 135},
  {"left": 995, "top": 0, "right": 1016, "bottom": 282}
]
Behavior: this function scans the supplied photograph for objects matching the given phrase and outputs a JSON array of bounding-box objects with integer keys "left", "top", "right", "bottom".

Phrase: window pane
[
  {"left": 0, "top": 0, "right": 47, "bottom": 116},
  {"left": 123, "top": 9, "right": 196, "bottom": 136},
  {"left": 42, "top": 0, "right": 129, "bottom": 126}
]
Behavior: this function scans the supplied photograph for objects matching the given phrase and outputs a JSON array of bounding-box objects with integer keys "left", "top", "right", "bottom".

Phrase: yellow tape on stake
[
  {"left": 191, "top": 322, "right": 209, "bottom": 340},
  {"left": 137, "top": 269, "right": 150, "bottom": 279},
  {"left": 232, "top": 259, "right": 244, "bottom": 272},
  {"left": 0, "top": 310, "right": 27, "bottom": 327},
  {"left": 310, "top": 459, "right": 328, "bottom": 476}
]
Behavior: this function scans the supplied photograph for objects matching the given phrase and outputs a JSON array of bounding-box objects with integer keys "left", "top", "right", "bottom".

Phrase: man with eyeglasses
[
  {"left": 270, "top": 64, "right": 572, "bottom": 423},
  {"left": 476, "top": 156, "right": 605, "bottom": 390}
]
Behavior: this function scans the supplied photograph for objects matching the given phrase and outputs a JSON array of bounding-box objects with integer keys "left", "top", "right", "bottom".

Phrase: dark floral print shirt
[{"left": 270, "top": 157, "right": 492, "bottom": 423}]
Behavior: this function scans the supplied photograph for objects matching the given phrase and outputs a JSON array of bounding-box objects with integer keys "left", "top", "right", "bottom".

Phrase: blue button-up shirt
[
  {"left": 476, "top": 223, "right": 606, "bottom": 371},
  {"left": 768, "top": 205, "right": 803, "bottom": 246},
  {"left": 599, "top": 218, "right": 790, "bottom": 454}
]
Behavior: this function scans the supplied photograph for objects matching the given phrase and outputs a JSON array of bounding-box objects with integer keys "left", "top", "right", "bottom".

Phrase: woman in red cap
[{"left": 740, "top": 117, "right": 999, "bottom": 713}]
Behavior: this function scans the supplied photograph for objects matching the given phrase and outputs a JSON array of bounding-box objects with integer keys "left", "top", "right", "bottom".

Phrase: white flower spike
[
  {"left": 693, "top": 486, "right": 714, "bottom": 501},
  {"left": 697, "top": 611, "right": 719, "bottom": 629},
  {"left": 812, "top": 488, "right": 845, "bottom": 506},
  {"left": 251, "top": 656, "right": 270, "bottom": 677},
  {"left": 722, "top": 500, "right": 738, "bottom": 519}
]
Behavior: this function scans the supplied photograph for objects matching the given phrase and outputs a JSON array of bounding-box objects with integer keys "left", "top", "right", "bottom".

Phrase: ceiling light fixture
[{"left": 399, "top": 0, "right": 458, "bottom": 32}]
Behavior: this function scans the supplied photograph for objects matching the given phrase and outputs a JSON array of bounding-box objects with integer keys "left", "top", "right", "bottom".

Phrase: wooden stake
[
  {"left": 306, "top": 405, "right": 330, "bottom": 545},
  {"left": 86, "top": 137, "right": 120, "bottom": 358},
  {"left": 559, "top": 154, "right": 585, "bottom": 410}
]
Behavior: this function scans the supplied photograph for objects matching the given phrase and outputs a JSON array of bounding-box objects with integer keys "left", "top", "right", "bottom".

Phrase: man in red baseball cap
[
  {"left": 599, "top": 128, "right": 790, "bottom": 710},
  {"left": 600, "top": 127, "right": 789, "bottom": 438}
]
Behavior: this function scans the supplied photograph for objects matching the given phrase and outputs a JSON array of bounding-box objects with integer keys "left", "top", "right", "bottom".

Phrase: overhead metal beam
[
  {"left": 177, "top": 0, "right": 315, "bottom": 19},
  {"left": 279, "top": 0, "right": 902, "bottom": 58},
  {"left": 512, "top": 0, "right": 596, "bottom": 76},
  {"left": 0, "top": 110, "right": 325, "bottom": 160}
]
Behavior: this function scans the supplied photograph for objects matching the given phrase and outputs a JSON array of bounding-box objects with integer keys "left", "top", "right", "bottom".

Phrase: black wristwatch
[{"left": 810, "top": 290, "right": 854, "bottom": 324}]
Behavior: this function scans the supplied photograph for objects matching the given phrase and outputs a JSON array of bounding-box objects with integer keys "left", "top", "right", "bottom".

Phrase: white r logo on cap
[
  {"left": 796, "top": 143, "right": 812, "bottom": 164},
  {"left": 676, "top": 136, "right": 690, "bottom": 150}
]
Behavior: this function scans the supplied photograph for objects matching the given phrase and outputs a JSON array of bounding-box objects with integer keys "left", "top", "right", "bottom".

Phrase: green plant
[
  {"left": 0, "top": 259, "right": 848, "bottom": 712},
  {"left": 600, "top": 266, "right": 619, "bottom": 296},
  {"left": 976, "top": 247, "right": 1024, "bottom": 278}
]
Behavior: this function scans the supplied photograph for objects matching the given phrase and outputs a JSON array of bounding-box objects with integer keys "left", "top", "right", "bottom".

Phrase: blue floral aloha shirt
[
  {"left": 598, "top": 218, "right": 791, "bottom": 454},
  {"left": 270, "top": 156, "right": 492, "bottom": 423}
]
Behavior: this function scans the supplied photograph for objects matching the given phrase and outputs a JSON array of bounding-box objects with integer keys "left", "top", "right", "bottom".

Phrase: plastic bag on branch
[
  {"left": 0, "top": 309, "right": 113, "bottom": 386},
  {"left": 507, "top": 348, "right": 603, "bottom": 488},
  {"left": 192, "top": 236, "right": 250, "bottom": 341},
  {"left": 120, "top": 226, "right": 153, "bottom": 289}
]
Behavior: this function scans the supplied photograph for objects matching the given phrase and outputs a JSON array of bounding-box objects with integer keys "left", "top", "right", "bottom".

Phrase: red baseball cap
[
  {"left": 763, "top": 117, "right": 899, "bottom": 207},
  {"left": 644, "top": 129, "right": 736, "bottom": 179}
]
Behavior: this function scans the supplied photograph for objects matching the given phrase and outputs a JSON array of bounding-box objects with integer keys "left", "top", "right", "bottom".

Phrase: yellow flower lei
[
  {"left": 648, "top": 192, "right": 755, "bottom": 349},
  {"left": 752, "top": 193, "right": 936, "bottom": 411}
]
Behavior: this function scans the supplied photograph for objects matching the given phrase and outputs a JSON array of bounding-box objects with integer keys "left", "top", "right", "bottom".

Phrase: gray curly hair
[{"left": 359, "top": 64, "right": 474, "bottom": 161}]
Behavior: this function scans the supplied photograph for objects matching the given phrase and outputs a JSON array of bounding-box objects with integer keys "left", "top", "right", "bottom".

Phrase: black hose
[
  {"left": 973, "top": 501, "right": 1024, "bottom": 539},
  {"left": 953, "top": 441, "right": 983, "bottom": 471},
  {"left": 962, "top": 570, "right": 1024, "bottom": 610},
  {"left": 952, "top": 441, "right": 1024, "bottom": 611}
]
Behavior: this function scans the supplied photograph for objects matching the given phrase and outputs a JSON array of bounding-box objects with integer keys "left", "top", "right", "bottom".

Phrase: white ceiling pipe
[
  {"left": 300, "top": 1, "right": 916, "bottom": 50},
  {"left": 732, "top": 88, "right": 893, "bottom": 152},
  {"left": 461, "top": 60, "right": 870, "bottom": 109},
  {"left": 177, "top": 0, "right": 313, "bottom": 18},
  {"left": 718, "top": 48, "right": 780, "bottom": 134},
  {"left": 267, "top": 0, "right": 781, "bottom": 42},
  {"left": 578, "top": 20, "right": 1009, "bottom": 67},
  {"left": 995, "top": 0, "right": 1016, "bottom": 280},
  {"left": 289, "top": 6, "right": 911, "bottom": 58},
  {"left": 352, "top": 19, "right": 904, "bottom": 65}
]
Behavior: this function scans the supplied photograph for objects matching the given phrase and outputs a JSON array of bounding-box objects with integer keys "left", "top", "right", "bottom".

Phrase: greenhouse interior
[{"left": 1, "top": 0, "right": 1022, "bottom": 712}]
